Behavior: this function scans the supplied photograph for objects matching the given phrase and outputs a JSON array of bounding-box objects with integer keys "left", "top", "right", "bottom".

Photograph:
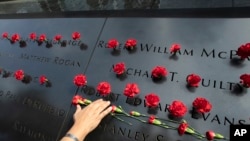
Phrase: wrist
[
  {"left": 65, "top": 133, "right": 79, "bottom": 141},
  {"left": 67, "top": 124, "right": 89, "bottom": 141}
]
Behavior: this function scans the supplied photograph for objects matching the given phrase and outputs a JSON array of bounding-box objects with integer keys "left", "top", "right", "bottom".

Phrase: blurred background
[{"left": 0, "top": 0, "right": 249, "bottom": 14}]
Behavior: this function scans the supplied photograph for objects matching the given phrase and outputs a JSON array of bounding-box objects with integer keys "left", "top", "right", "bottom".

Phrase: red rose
[
  {"left": 29, "top": 32, "right": 36, "bottom": 40},
  {"left": 125, "top": 38, "right": 137, "bottom": 49},
  {"left": 145, "top": 93, "right": 160, "bottom": 107},
  {"left": 170, "top": 43, "right": 181, "bottom": 54},
  {"left": 151, "top": 66, "right": 168, "bottom": 79},
  {"left": 73, "top": 74, "right": 87, "bottom": 87},
  {"left": 14, "top": 70, "right": 24, "bottom": 80},
  {"left": 96, "top": 81, "right": 111, "bottom": 96},
  {"left": 2, "top": 32, "right": 8, "bottom": 38},
  {"left": 107, "top": 39, "right": 119, "bottom": 49},
  {"left": 39, "top": 34, "right": 46, "bottom": 42},
  {"left": 236, "top": 43, "right": 250, "bottom": 59},
  {"left": 186, "top": 73, "right": 201, "bottom": 87},
  {"left": 178, "top": 122, "right": 188, "bottom": 135},
  {"left": 240, "top": 73, "right": 250, "bottom": 88},
  {"left": 123, "top": 83, "right": 140, "bottom": 98},
  {"left": 72, "top": 32, "right": 81, "bottom": 40},
  {"left": 168, "top": 100, "right": 187, "bottom": 118},
  {"left": 72, "top": 95, "right": 84, "bottom": 105},
  {"left": 11, "top": 33, "right": 20, "bottom": 43},
  {"left": 113, "top": 62, "right": 126, "bottom": 75},
  {"left": 192, "top": 97, "right": 212, "bottom": 113},
  {"left": 54, "top": 34, "right": 62, "bottom": 41},
  {"left": 39, "top": 75, "right": 48, "bottom": 85}
]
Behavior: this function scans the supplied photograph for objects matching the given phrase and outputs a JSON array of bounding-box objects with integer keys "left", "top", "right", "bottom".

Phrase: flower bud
[
  {"left": 215, "top": 133, "right": 224, "bottom": 139},
  {"left": 111, "top": 105, "right": 123, "bottom": 113},
  {"left": 130, "top": 111, "right": 141, "bottom": 116},
  {"left": 83, "top": 99, "right": 92, "bottom": 105}
]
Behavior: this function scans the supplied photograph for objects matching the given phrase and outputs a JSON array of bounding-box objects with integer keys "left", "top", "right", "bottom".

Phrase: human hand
[{"left": 61, "top": 99, "right": 112, "bottom": 141}]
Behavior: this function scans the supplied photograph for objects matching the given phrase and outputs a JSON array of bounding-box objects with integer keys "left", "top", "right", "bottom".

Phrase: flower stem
[
  {"left": 192, "top": 131, "right": 205, "bottom": 139},
  {"left": 110, "top": 113, "right": 132, "bottom": 125},
  {"left": 161, "top": 122, "right": 177, "bottom": 130},
  {"left": 157, "top": 117, "right": 182, "bottom": 124},
  {"left": 157, "top": 124, "right": 176, "bottom": 130},
  {"left": 115, "top": 113, "right": 147, "bottom": 123},
  {"left": 188, "top": 126, "right": 205, "bottom": 138}
]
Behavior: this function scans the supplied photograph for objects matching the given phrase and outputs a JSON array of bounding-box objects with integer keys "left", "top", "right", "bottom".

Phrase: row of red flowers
[
  {"left": 3, "top": 32, "right": 249, "bottom": 60},
  {"left": 107, "top": 38, "right": 250, "bottom": 60},
  {"left": 9, "top": 69, "right": 51, "bottom": 87},
  {"left": 107, "top": 38, "right": 181, "bottom": 53},
  {"left": 10, "top": 68, "right": 250, "bottom": 89},
  {"left": 112, "top": 63, "right": 250, "bottom": 88},
  {"left": 73, "top": 74, "right": 212, "bottom": 116},
  {"left": 72, "top": 95, "right": 227, "bottom": 141},
  {"left": 2, "top": 32, "right": 81, "bottom": 43}
]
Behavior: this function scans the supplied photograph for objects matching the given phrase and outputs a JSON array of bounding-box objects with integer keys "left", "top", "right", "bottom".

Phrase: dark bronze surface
[
  {"left": 83, "top": 18, "right": 250, "bottom": 141},
  {"left": 0, "top": 18, "right": 105, "bottom": 141},
  {"left": 0, "top": 15, "right": 250, "bottom": 141}
]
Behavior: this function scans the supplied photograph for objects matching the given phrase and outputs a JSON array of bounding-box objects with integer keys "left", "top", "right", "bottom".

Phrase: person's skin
[{"left": 61, "top": 99, "right": 112, "bottom": 141}]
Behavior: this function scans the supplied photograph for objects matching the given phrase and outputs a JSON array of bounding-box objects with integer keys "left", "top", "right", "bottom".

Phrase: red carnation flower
[
  {"left": 148, "top": 115, "right": 161, "bottom": 125},
  {"left": 206, "top": 130, "right": 224, "bottom": 141},
  {"left": 123, "top": 83, "right": 140, "bottom": 98},
  {"left": 206, "top": 130, "right": 215, "bottom": 140},
  {"left": 178, "top": 122, "right": 188, "bottom": 135},
  {"left": 72, "top": 95, "right": 84, "bottom": 105},
  {"left": 145, "top": 93, "right": 160, "bottom": 108},
  {"left": 186, "top": 73, "right": 201, "bottom": 87},
  {"left": 111, "top": 105, "right": 123, "bottom": 113},
  {"left": 178, "top": 122, "right": 195, "bottom": 136},
  {"left": 236, "top": 43, "right": 250, "bottom": 59},
  {"left": 39, "top": 75, "right": 48, "bottom": 85},
  {"left": 72, "top": 32, "right": 81, "bottom": 40},
  {"left": 2, "top": 32, "right": 8, "bottom": 38},
  {"left": 96, "top": 81, "right": 111, "bottom": 96},
  {"left": 170, "top": 43, "right": 181, "bottom": 54},
  {"left": 54, "top": 34, "right": 62, "bottom": 41},
  {"left": 151, "top": 66, "right": 168, "bottom": 79},
  {"left": 125, "top": 38, "right": 137, "bottom": 49},
  {"left": 29, "top": 32, "right": 37, "bottom": 40},
  {"left": 192, "top": 97, "right": 212, "bottom": 113},
  {"left": 129, "top": 111, "right": 141, "bottom": 116},
  {"left": 148, "top": 115, "right": 155, "bottom": 124},
  {"left": 71, "top": 95, "right": 92, "bottom": 106},
  {"left": 14, "top": 70, "right": 24, "bottom": 80},
  {"left": 39, "top": 34, "right": 46, "bottom": 42},
  {"left": 168, "top": 100, "right": 187, "bottom": 118},
  {"left": 113, "top": 62, "right": 126, "bottom": 75},
  {"left": 73, "top": 74, "right": 87, "bottom": 87},
  {"left": 11, "top": 33, "right": 20, "bottom": 43},
  {"left": 107, "top": 39, "right": 119, "bottom": 49},
  {"left": 240, "top": 73, "right": 250, "bottom": 88}
]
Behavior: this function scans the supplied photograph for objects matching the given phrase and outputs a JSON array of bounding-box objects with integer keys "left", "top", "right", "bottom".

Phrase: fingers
[
  {"left": 76, "top": 99, "right": 111, "bottom": 119},
  {"left": 75, "top": 104, "right": 81, "bottom": 114},
  {"left": 99, "top": 106, "right": 112, "bottom": 119},
  {"left": 89, "top": 99, "right": 111, "bottom": 112}
]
